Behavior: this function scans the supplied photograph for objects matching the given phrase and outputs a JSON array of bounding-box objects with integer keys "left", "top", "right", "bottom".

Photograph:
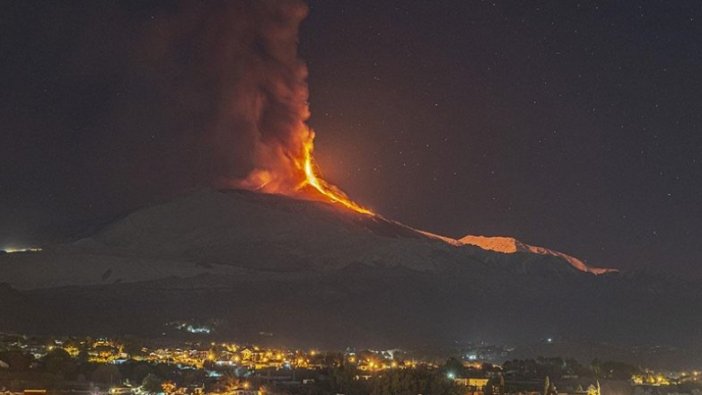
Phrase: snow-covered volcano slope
[{"left": 0, "top": 189, "right": 615, "bottom": 289}]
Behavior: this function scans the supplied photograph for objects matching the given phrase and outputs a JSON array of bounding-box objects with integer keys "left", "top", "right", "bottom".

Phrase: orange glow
[
  {"left": 459, "top": 235, "right": 618, "bottom": 275},
  {"left": 296, "top": 131, "right": 373, "bottom": 215},
  {"left": 240, "top": 123, "right": 373, "bottom": 216}
]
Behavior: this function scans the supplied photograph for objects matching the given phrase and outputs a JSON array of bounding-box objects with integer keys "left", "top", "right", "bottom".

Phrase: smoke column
[
  {"left": 143, "top": 0, "right": 370, "bottom": 213},
  {"left": 165, "top": 0, "right": 312, "bottom": 192}
]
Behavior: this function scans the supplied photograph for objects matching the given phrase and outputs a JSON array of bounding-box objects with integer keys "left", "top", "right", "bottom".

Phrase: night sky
[{"left": 1, "top": 1, "right": 701, "bottom": 276}]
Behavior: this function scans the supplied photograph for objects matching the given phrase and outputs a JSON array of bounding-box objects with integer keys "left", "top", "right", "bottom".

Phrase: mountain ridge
[{"left": 0, "top": 189, "right": 615, "bottom": 290}]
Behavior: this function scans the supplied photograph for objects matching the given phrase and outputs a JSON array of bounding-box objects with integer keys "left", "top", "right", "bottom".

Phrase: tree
[
  {"left": 131, "top": 362, "right": 153, "bottom": 383},
  {"left": 142, "top": 373, "right": 163, "bottom": 394},
  {"left": 44, "top": 348, "right": 77, "bottom": 379},
  {"left": 0, "top": 350, "right": 32, "bottom": 372},
  {"left": 91, "top": 364, "right": 122, "bottom": 385},
  {"left": 442, "top": 357, "right": 465, "bottom": 378},
  {"left": 598, "top": 361, "right": 640, "bottom": 380},
  {"left": 369, "top": 368, "right": 462, "bottom": 395},
  {"left": 329, "top": 364, "right": 364, "bottom": 395}
]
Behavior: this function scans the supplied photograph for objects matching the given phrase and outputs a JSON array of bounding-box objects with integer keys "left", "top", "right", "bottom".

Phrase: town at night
[{"left": 1, "top": 331, "right": 701, "bottom": 395}]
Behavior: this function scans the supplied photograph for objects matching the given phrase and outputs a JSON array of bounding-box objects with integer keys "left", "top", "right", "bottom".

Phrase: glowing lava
[
  {"left": 225, "top": 1, "right": 371, "bottom": 216},
  {"left": 297, "top": 131, "right": 374, "bottom": 216}
]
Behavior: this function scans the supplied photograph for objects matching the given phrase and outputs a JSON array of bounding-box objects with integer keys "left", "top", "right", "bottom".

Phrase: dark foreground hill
[{"left": 0, "top": 189, "right": 700, "bottom": 364}]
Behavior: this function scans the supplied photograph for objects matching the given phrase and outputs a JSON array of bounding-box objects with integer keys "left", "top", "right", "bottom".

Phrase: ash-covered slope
[{"left": 0, "top": 189, "right": 608, "bottom": 289}]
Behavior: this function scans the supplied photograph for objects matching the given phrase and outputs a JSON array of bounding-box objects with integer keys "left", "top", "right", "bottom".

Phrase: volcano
[
  {"left": 0, "top": 189, "right": 700, "bottom": 356},
  {"left": 0, "top": 189, "right": 613, "bottom": 289}
]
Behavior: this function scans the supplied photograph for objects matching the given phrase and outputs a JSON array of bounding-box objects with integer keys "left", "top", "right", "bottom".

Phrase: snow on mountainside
[
  {"left": 459, "top": 235, "right": 618, "bottom": 275},
  {"left": 0, "top": 189, "right": 616, "bottom": 290}
]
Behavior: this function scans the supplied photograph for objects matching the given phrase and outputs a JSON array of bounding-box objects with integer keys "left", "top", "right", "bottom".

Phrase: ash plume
[
  {"left": 198, "top": 0, "right": 313, "bottom": 192},
  {"left": 76, "top": 0, "right": 316, "bottom": 194},
  {"left": 0, "top": 0, "right": 364, "bottom": 245},
  {"left": 143, "top": 0, "right": 369, "bottom": 212}
]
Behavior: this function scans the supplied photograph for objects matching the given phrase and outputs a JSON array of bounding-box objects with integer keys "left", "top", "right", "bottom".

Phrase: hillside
[{"left": 0, "top": 189, "right": 611, "bottom": 290}]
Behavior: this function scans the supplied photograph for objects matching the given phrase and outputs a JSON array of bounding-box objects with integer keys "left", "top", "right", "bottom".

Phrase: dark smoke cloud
[
  {"left": 0, "top": 0, "right": 312, "bottom": 243},
  {"left": 139, "top": 0, "right": 313, "bottom": 190}
]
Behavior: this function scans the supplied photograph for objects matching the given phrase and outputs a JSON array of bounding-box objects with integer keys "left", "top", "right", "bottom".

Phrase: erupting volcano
[
  {"left": 197, "top": 0, "right": 617, "bottom": 276},
  {"left": 239, "top": 122, "right": 373, "bottom": 215},
  {"left": 210, "top": 0, "right": 370, "bottom": 216}
]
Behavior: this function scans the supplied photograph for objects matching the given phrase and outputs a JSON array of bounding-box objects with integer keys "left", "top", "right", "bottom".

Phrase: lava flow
[{"left": 296, "top": 130, "right": 374, "bottom": 216}]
